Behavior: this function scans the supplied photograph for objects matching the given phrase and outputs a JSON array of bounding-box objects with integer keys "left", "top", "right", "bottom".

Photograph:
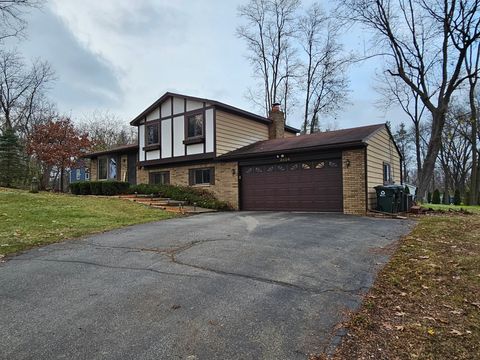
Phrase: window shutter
[
  {"left": 149, "top": 172, "right": 154, "bottom": 184},
  {"left": 189, "top": 169, "right": 194, "bottom": 185},
  {"left": 210, "top": 167, "right": 215, "bottom": 185}
]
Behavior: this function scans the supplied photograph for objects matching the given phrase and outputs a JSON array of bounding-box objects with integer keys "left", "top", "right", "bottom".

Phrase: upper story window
[
  {"left": 184, "top": 112, "right": 204, "bottom": 144},
  {"left": 383, "top": 162, "right": 392, "bottom": 184},
  {"left": 146, "top": 123, "right": 159, "bottom": 145}
]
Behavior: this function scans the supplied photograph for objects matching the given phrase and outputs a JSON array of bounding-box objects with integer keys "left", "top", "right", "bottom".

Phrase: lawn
[
  {"left": 0, "top": 188, "right": 175, "bottom": 256},
  {"left": 327, "top": 212, "right": 480, "bottom": 359},
  {"left": 422, "top": 203, "right": 480, "bottom": 214}
]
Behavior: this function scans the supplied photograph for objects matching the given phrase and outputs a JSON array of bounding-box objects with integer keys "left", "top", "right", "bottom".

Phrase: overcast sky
[{"left": 12, "top": 0, "right": 404, "bottom": 131}]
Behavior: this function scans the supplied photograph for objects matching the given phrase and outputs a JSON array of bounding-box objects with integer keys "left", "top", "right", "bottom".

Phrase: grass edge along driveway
[
  {"left": 0, "top": 188, "right": 175, "bottom": 256},
  {"left": 323, "top": 212, "right": 480, "bottom": 360}
]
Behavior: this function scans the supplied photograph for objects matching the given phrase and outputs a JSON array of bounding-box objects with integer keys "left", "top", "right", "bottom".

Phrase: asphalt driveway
[{"left": 0, "top": 212, "right": 413, "bottom": 359}]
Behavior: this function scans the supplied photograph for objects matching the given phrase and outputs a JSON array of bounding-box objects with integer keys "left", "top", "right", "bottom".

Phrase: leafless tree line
[
  {"left": 339, "top": 0, "right": 480, "bottom": 202},
  {"left": 237, "top": 0, "right": 350, "bottom": 133}
]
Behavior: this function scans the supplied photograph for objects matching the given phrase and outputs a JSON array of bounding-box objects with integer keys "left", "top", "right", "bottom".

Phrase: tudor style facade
[{"left": 85, "top": 92, "right": 402, "bottom": 215}]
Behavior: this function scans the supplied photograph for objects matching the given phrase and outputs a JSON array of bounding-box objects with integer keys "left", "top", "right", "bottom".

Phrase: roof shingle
[{"left": 220, "top": 123, "right": 386, "bottom": 159}]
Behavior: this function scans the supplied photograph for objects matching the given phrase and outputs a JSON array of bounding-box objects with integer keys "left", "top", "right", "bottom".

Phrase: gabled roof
[
  {"left": 129, "top": 91, "right": 300, "bottom": 133},
  {"left": 219, "top": 123, "right": 388, "bottom": 159},
  {"left": 84, "top": 143, "right": 138, "bottom": 158}
]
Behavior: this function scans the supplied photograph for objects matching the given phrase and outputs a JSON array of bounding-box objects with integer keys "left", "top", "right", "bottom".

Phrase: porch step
[{"left": 117, "top": 194, "right": 213, "bottom": 214}]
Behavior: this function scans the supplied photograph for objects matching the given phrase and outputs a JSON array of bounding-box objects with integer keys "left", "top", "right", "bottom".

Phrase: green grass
[
  {"left": 421, "top": 203, "right": 480, "bottom": 214},
  {"left": 0, "top": 188, "right": 175, "bottom": 256}
]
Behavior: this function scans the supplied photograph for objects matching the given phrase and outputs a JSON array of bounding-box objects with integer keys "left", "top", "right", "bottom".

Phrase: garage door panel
[{"left": 240, "top": 159, "right": 343, "bottom": 212}]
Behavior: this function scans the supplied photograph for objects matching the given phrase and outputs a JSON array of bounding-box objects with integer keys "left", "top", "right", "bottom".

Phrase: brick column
[{"left": 342, "top": 149, "right": 366, "bottom": 215}]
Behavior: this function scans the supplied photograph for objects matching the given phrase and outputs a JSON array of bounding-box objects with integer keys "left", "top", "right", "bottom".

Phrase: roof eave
[
  {"left": 83, "top": 145, "right": 138, "bottom": 158},
  {"left": 219, "top": 141, "right": 366, "bottom": 161}
]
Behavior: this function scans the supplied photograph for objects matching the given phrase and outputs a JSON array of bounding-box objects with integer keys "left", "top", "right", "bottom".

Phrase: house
[
  {"left": 69, "top": 159, "right": 90, "bottom": 183},
  {"left": 84, "top": 92, "right": 402, "bottom": 215},
  {"left": 84, "top": 144, "right": 138, "bottom": 184}
]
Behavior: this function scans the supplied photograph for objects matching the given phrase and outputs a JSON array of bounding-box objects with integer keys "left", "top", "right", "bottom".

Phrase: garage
[{"left": 240, "top": 158, "right": 343, "bottom": 212}]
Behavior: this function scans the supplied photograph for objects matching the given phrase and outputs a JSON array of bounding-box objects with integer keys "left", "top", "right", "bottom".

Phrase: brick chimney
[{"left": 268, "top": 102, "right": 285, "bottom": 139}]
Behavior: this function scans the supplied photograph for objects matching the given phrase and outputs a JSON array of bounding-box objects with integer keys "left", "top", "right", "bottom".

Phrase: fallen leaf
[
  {"left": 421, "top": 285, "right": 430, "bottom": 290},
  {"left": 395, "top": 325, "right": 405, "bottom": 331},
  {"left": 470, "top": 302, "right": 480, "bottom": 309},
  {"left": 450, "top": 309, "right": 463, "bottom": 315},
  {"left": 395, "top": 312, "right": 406, "bottom": 317},
  {"left": 427, "top": 328, "right": 435, "bottom": 335},
  {"left": 383, "top": 323, "right": 393, "bottom": 331},
  {"left": 422, "top": 316, "right": 436, "bottom": 322},
  {"left": 450, "top": 329, "right": 463, "bottom": 336},
  {"left": 400, "top": 292, "right": 407, "bottom": 297},
  {"left": 419, "top": 255, "right": 430, "bottom": 260}
]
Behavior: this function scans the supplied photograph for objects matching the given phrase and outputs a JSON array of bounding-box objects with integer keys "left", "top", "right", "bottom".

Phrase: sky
[{"left": 11, "top": 0, "right": 404, "bottom": 131}]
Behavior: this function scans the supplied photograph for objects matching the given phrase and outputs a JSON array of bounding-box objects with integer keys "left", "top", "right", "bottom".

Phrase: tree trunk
[
  {"left": 414, "top": 120, "right": 422, "bottom": 181},
  {"left": 417, "top": 112, "right": 445, "bottom": 200},
  {"left": 469, "top": 86, "right": 478, "bottom": 204},
  {"left": 60, "top": 166, "right": 64, "bottom": 193}
]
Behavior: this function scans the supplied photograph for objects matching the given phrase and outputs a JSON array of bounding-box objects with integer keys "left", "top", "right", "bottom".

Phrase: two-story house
[{"left": 85, "top": 92, "right": 402, "bottom": 215}]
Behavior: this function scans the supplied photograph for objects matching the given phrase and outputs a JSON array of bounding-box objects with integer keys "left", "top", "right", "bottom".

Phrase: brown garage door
[{"left": 240, "top": 159, "right": 343, "bottom": 212}]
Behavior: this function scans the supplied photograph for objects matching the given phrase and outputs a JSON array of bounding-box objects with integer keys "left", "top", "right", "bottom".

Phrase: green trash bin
[{"left": 375, "top": 185, "right": 403, "bottom": 213}]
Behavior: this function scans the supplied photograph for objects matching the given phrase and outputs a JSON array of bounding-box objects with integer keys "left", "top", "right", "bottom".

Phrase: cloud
[
  {"left": 9, "top": 6, "right": 123, "bottom": 114},
  {"left": 6, "top": 0, "right": 406, "bottom": 130}
]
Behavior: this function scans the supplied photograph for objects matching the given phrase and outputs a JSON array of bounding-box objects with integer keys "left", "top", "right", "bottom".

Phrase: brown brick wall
[
  {"left": 137, "top": 162, "right": 239, "bottom": 209},
  {"left": 268, "top": 110, "right": 285, "bottom": 139},
  {"left": 342, "top": 149, "right": 366, "bottom": 215}
]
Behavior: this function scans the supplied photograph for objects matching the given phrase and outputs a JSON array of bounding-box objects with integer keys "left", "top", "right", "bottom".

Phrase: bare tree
[
  {"left": 376, "top": 72, "right": 426, "bottom": 179},
  {"left": 237, "top": 0, "right": 300, "bottom": 117},
  {"left": 0, "top": 0, "right": 42, "bottom": 42},
  {"left": 79, "top": 110, "right": 137, "bottom": 151},
  {"left": 0, "top": 50, "right": 54, "bottom": 134},
  {"left": 464, "top": 39, "right": 480, "bottom": 204},
  {"left": 298, "top": 3, "right": 349, "bottom": 133},
  {"left": 393, "top": 122, "right": 412, "bottom": 182},
  {"left": 339, "top": 0, "right": 480, "bottom": 199},
  {"left": 438, "top": 107, "right": 472, "bottom": 195}
]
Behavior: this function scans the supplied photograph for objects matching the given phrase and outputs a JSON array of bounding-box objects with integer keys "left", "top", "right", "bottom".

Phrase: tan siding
[
  {"left": 216, "top": 110, "right": 269, "bottom": 155},
  {"left": 366, "top": 127, "right": 402, "bottom": 209},
  {"left": 284, "top": 131, "right": 297, "bottom": 138}
]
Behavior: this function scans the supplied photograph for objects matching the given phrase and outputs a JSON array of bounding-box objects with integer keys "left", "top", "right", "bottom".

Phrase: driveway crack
[{"left": 9, "top": 258, "right": 206, "bottom": 279}]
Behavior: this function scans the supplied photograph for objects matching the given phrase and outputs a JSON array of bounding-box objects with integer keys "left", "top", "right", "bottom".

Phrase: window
[
  {"left": 189, "top": 167, "right": 214, "bottom": 185},
  {"left": 383, "top": 162, "right": 392, "bottom": 184},
  {"left": 98, "top": 157, "right": 108, "bottom": 180},
  {"left": 186, "top": 112, "right": 204, "bottom": 139},
  {"left": 98, "top": 156, "right": 117, "bottom": 180},
  {"left": 85, "top": 168, "right": 90, "bottom": 180},
  {"left": 146, "top": 123, "right": 159, "bottom": 145},
  {"left": 149, "top": 171, "right": 170, "bottom": 185},
  {"left": 109, "top": 157, "right": 117, "bottom": 179},
  {"left": 76, "top": 169, "right": 81, "bottom": 181}
]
